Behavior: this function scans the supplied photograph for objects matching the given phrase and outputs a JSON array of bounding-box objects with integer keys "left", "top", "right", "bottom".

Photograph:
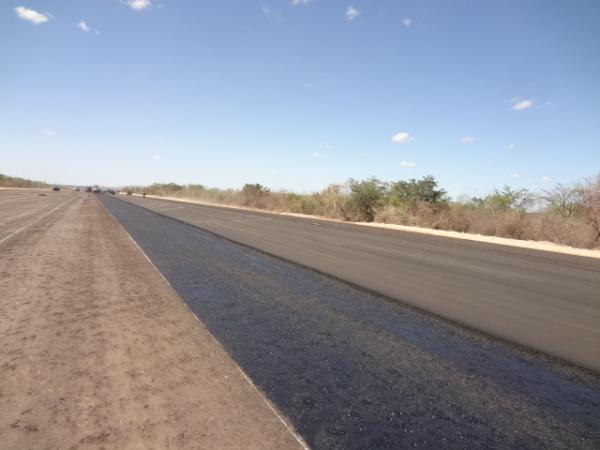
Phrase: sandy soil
[
  {"left": 128, "top": 193, "right": 600, "bottom": 260},
  {"left": 0, "top": 194, "right": 305, "bottom": 450}
]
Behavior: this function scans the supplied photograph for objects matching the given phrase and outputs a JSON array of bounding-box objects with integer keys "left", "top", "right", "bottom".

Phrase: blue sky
[{"left": 2, "top": 1, "right": 599, "bottom": 197}]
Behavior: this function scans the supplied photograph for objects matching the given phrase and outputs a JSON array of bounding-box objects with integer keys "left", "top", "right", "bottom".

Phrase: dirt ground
[{"left": 0, "top": 193, "right": 305, "bottom": 450}]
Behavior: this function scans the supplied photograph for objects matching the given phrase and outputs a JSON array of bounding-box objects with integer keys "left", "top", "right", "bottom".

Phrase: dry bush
[
  {"left": 431, "top": 205, "right": 472, "bottom": 233},
  {"left": 533, "top": 214, "right": 597, "bottom": 248},
  {"left": 314, "top": 184, "right": 348, "bottom": 220},
  {"left": 132, "top": 175, "right": 600, "bottom": 250},
  {"left": 581, "top": 174, "right": 600, "bottom": 243}
]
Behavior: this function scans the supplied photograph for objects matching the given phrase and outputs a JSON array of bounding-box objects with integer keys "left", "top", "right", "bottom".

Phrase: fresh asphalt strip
[
  {"left": 113, "top": 194, "right": 600, "bottom": 373},
  {"left": 100, "top": 195, "right": 600, "bottom": 450}
]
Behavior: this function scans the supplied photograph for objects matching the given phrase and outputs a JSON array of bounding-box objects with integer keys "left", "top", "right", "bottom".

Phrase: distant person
[{"left": 142, "top": 192, "right": 146, "bottom": 198}]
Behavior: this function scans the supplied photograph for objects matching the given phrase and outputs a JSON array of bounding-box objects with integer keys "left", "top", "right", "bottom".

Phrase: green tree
[
  {"left": 345, "top": 177, "right": 386, "bottom": 222},
  {"left": 484, "top": 186, "right": 533, "bottom": 214},
  {"left": 388, "top": 175, "right": 448, "bottom": 209}
]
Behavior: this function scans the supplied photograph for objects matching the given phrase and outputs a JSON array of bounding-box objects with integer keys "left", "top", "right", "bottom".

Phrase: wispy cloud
[
  {"left": 507, "top": 143, "right": 515, "bottom": 150},
  {"left": 511, "top": 98, "right": 534, "bottom": 111},
  {"left": 262, "top": 6, "right": 282, "bottom": 19},
  {"left": 509, "top": 172, "right": 521, "bottom": 179},
  {"left": 15, "top": 6, "right": 49, "bottom": 24},
  {"left": 400, "top": 161, "right": 417, "bottom": 168},
  {"left": 391, "top": 132, "right": 414, "bottom": 143},
  {"left": 460, "top": 136, "right": 477, "bottom": 144},
  {"left": 402, "top": 17, "right": 412, "bottom": 27},
  {"left": 311, "top": 152, "right": 323, "bottom": 159},
  {"left": 152, "top": 155, "right": 161, "bottom": 160},
  {"left": 44, "top": 129, "right": 56, "bottom": 136},
  {"left": 128, "top": 0, "right": 151, "bottom": 11},
  {"left": 77, "top": 21, "right": 90, "bottom": 32},
  {"left": 290, "top": 0, "right": 313, "bottom": 5},
  {"left": 346, "top": 5, "right": 360, "bottom": 21},
  {"left": 541, "top": 176, "right": 552, "bottom": 183}
]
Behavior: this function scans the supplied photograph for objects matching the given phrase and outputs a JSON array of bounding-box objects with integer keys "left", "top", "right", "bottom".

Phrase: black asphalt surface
[
  {"left": 114, "top": 194, "right": 600, "bottom": 372},
  {"left": 101, "top": 195, "right": 600, "bottom": 450}
]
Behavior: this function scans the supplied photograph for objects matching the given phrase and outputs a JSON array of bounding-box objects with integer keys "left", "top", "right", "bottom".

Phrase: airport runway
[
  {"left": 101, "top": 195, "right": 600, "bottom": 450},
  {"left": 114, "top": 194, "right": 600, "bottom": 372}
]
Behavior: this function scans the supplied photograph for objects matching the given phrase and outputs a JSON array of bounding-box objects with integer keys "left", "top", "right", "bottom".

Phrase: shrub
[
  {"left": 581, "top": 174, "right": 600, "bottom": 243},
  {"left": 344, "top": 177, "right": 386, "bottom": 222},
  {"left": 542, "top": 184, "right": 583, "bottom": 218},
  {"left": 242, "top": 183, "right": 271, "bottom": 208}
]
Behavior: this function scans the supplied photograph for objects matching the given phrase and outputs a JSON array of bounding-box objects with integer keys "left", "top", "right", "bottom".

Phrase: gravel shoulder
[{"left": 0, "top": 193, "right": 305, "bottom": 450}]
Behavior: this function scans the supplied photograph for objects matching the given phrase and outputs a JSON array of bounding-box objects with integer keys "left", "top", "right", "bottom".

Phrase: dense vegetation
[
  {"left": 0, "top": 173, "right": 49, "bottom": 188},
  {"left": 126, "top": 173, "right": 600, "bottom": 249}
]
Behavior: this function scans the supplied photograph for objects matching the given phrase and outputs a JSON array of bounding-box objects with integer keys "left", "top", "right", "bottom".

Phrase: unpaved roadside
[{"left": 0, "top": 194, "right": 305, "bottom": 449}]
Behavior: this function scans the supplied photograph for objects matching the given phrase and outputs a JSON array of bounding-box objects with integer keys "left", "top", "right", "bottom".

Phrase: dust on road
[{"left": 0, "top": 193, "right": 304, "bottom": 450}]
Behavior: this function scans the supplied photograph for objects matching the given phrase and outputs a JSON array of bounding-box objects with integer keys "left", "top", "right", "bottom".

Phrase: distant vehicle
[
  {"left": 52, "top": 186, "right": 60, "bottom": 191},
  {"left": 85, "top": 186, "right": 92, "bottom": 192},
  {"left": 126, "top": 191, "right": 133, "bottom": 195},
  {"left": 74, "top": 186, "right": 80, "bottom": 192}
]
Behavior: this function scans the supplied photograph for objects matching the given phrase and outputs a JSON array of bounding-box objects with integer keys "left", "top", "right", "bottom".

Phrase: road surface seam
[
  {"left": 100, "top": 199, "right": 312, "bottom": 450},
  {"left": 0, "top": 197, "right": 76, "bottom": 247}
]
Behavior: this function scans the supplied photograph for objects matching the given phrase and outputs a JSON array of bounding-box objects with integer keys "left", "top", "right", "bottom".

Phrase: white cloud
[
  {"left": 14, "top": 6, "right": 49, "bottom": 24},
  {"left": 400, "top": 161, "right": 417, "bottom": 168},
  {"left": 346, "top": 5, "right": 360, "bottom": 21},
  {"left": 290, "top": 0, "right": 313, "bottom": 5},
  {"left": 511, "top": 98, "right": 534, "bottom": 111},
  {"left": 77, "top": 21, "right": 90, "bottom": 32},
  {"left": 391, "top": 132, "right": 414, "bottom": 143},
  {"left": 128, "top": 0, "right": 151, "bottom": 10},
  {"left": 152, "top": 155, "right": 161, "bottom": 160},
  {"left": 541, "top": 176, "right": 552, "bottom": 183},
  {"left": 460, "top": 136, "right": 476, "bottom": 143},
  {"left": 262, "top": 6, "right": 281, "bottom": 19},
  {"left": 507, "top": 143, "right": 515, "bottom": 150},
  {"left": 402, "top": 17, "right": 412, "bottom": 27},
  {"left": 509, "top": 172, "right": 521, "bottom": 179},
  {"left": 311, "top": 152, "right": 323, "bottom": 159},
  {"left": 44, "top": 129, "right": 56, "bottom": 136}
]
